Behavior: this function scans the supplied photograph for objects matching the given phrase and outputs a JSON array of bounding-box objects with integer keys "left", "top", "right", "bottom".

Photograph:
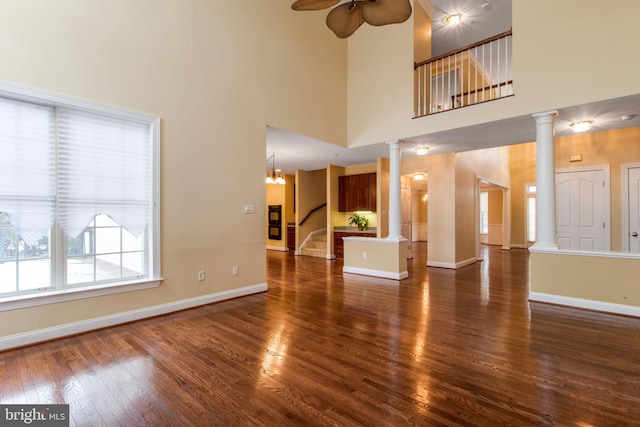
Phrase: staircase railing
[
  {"left": 414, "top": 29, "right": 513, "bottom": 118},
  {"left": 298, "top": 203, "right": 326, "bottom": 226}
]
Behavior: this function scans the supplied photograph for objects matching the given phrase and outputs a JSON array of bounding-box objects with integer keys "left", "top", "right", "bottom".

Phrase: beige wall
[
  {"left": 555, "top": 127, "right": 640, "bottom": 251},
  {"left": 455, "top": 146, "right": 510, "bottom": 262},
  {"left": 296, "top": 169, "right": 327, "bottom": 250},
  {"left": 413, "top": 0, "right": 432, "bottom": 64},
  {"left": 510, "top": 127, "right": 640, "bottom": 251},
  {"left": 348, "top": 0, "right": 640, "bottom": 148},
  {"left": 377, "top": 158, "right": 391, "bottom": 238},
  {"left": 343, "top": 238, "right": 408, "bottom": 278},
  {"left": 266, "top": 183, "right": 286, "bottom": 249},
  {"left": 0, "top": 0, "right": 346, "bottom": 338},
  {"left": 509, "top": 142, "right": 536, "bottom": 247},
  {"left": 532, "top": 252, "right": 640, "bottom": 307},
  {"left": 327, "top": 164, "right": 344, "bottom": 255}
]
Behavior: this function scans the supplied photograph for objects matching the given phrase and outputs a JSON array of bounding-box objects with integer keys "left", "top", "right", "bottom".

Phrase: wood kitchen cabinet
[{"left": 338, "top": 173, "right": 376, "bottom": 212}]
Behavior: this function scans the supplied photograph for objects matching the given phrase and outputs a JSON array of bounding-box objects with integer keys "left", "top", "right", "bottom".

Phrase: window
[
  {"left": 479, "top": 191, "right": 489, "bottom": 235},
  {"left": 0, "top": 82, "right": 160, "bottom": 309},
  {"left": 526, "top": 184, "right": 536, "bottom": 243}
]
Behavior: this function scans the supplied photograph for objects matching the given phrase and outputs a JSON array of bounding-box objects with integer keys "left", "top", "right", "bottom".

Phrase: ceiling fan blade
[
  {"left": 362, "top": 0, "right": 412, "bottom": 26},
  {"left": 291, "top": 0, "right": 340, "bottom": 11},
  {"left": 326, "top": 2, "right": 365, "bottom": 38}
]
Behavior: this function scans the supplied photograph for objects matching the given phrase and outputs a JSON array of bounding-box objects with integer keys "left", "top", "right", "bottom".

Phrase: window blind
[
  {"left": 0, "top": 97, "right": 55, "bottom": 244},
  {"left": 57, "top": 108, "right": 150, "bottom": 239}
]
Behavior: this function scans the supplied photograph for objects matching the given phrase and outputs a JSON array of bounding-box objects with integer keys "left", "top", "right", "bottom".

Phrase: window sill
[{"left": 0, "top": 278, "right": 163, "bottom": 312}]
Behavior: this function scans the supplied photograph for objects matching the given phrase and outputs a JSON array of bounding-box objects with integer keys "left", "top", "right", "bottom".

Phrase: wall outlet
[
  {"left": 232, "top": 266, "right": 239, "bottom": 276},
  {"left": 198, "top": 271, "right": 205, "bottom": 281},
  {"left": 362, "top": 252, "right": 367, "bottom": 259}
]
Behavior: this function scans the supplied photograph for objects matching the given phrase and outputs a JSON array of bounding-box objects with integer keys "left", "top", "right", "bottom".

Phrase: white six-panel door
[
  {"left": 629, "top": 167, "right": 640, "bottom": 253},
  {"left": 556, "top": 168, "right": 610, "bottom": 251}
]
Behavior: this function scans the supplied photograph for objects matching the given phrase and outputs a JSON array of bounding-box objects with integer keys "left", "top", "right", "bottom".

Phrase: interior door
[
  {"left": 556, "top": 169, "right": 608, "bottom": 250},
  {"left": 629, "top": 167, "right": 640, "bottom": 253}
]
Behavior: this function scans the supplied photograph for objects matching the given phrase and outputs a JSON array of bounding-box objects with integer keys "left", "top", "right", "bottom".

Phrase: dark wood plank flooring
[{"left": 2, "top": 243, "right": 640, "bottom": 426}]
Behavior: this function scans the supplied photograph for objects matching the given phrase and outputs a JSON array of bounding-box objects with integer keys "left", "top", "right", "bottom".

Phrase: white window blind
[
  {"left": 0, "top": 97, "right": 55, "bottom": 244},
  {"left": 57, "top": 108, "right": 151, "bottom": 239}
]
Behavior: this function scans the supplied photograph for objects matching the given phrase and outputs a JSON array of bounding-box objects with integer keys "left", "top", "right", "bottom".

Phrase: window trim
[{"left": 0, "top": 81, "right": 162, "bottom": 310}]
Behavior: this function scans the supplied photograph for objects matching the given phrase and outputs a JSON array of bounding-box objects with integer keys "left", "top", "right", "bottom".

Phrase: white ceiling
[
  {"left": 267, "top": 0, "right": 640, "bottom": 175},
  {"left": 267, "top": 94, "right": 640, "bottom": 175},
  {"left": 428, "top": 0, "right": 512, "bottom": 57}
]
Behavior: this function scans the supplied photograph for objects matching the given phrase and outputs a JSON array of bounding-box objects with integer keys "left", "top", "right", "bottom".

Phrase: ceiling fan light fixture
[
  {"left": 570, "top": 120, "right": 593, "bottom": 133},
  {"left": 293, "top": 0, "right": 412, "bottom": 38},
  {"left": 445, "top": 13, "right": 462, "bottom": 27},
  {"left": 361, "top": 0, "right": 413, "bottom": 27}
]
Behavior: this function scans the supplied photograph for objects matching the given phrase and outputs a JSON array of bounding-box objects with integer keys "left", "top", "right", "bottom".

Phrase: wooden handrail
[
  {"left": 298, "top": 203, "right": 326, "bottom": 226},
  {"left": 451, "top": 80, "right": 514, "bottom": 101},
  {"left": 414, "top": 29, "right": 512, "bottom": 69}
]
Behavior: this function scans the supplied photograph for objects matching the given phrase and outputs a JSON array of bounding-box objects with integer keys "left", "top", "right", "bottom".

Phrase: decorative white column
[
  {"left": 531, "top": 110, "right": 558, "bottom": 251},
  {"left": 386, "top": 140, "right": 403, "bottom": 240}
]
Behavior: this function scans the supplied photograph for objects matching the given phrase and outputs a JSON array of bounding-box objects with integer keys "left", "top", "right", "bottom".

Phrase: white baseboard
[
  {"left": 0, "top": 283, "right": 268, "bottom": 351},
  {"left": 427, "top": 257, "right": 477, "bottom": 269},
  {"left": 529, "top": 292, "right": 640, "bottom": 318},
  {"left": 342, "top": 266, "right": 408, "bottom": 280}
]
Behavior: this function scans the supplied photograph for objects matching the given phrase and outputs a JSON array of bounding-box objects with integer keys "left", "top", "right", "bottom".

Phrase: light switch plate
[{"left": 244, "top": 204, "right": 255, "bottom": 214}]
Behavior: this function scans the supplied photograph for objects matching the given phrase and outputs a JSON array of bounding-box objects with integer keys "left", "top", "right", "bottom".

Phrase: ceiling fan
[{"left": 291, "top": 0, "right": 412, "bottom": 38}]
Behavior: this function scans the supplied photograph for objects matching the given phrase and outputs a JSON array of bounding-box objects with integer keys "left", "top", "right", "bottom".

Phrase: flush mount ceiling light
[
  {"left": 266, "top": 153, "right": 286, "bottom": 184},
  {"left": 291, "top": 0, "right": 412, "bottom": 39},
  {"left": 415, "top": 146, "right": 429, "bottom": 155},
  {"left": 413, "top": 173, "right": 424, "bottom": 181},
  {"left": 570, "top": 120, "right": 593, "bottom": 133},
  {"left": 444, "top": 13, "right": 462, "bottom": 27}
]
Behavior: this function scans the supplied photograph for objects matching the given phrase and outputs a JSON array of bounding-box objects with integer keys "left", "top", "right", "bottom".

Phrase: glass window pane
[
  {"left": 0, "top": 261, "right": 17, "bottom": 294},
  {"left": 67, "top": 256, "right": 95, "bottom": 285},
  {"left": 122, "top": 252, "right": 143, "bottom": 277},
  {"left": 527, "top": 196, "right": 536, "bottom": 242},
  {"left": 95, "top": 227, "right": 121, "bottom": 254},
  {"left": 68, "top": 230, "right": 94, "bottom": 256},
  {"left": 96, "top": 254, "right": 121, "bottom": 281},
  {"left": 122, "top": 229, "right": 143, "bottom": 252},
  {"left": 19, "top": 258, "right": 50, "bottom": 291}
]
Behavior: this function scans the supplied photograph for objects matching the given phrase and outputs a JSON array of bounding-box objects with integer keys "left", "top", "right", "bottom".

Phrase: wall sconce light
[
  {"left": 570, "top": 121, "right": 593, "bottom": 133},
  {"left": 415, "top": 146, "right": 429, "bottom": 156},
  {"left": 445, "top": 14, "right": 462, "bottom": 27},
  {"left": 266, "top": 153, "right": 286, "bottom": 184}
]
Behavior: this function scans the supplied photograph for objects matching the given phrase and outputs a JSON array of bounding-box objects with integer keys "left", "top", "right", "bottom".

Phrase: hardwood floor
[{"left": 2, "top": 243, "right": 640, "bottom": 426}]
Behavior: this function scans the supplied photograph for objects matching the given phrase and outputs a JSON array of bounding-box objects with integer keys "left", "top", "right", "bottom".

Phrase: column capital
[
  {"left": 531, "top": 110, "right": 558, "bottom": 121},
  {"left": 385, "top": 139, "right": 402, "bottom": 148}
]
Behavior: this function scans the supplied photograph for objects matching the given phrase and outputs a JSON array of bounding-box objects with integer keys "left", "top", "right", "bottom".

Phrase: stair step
[
  {"left": 300, "top": 247, "right": 326, "bottom": 257},
  {"left": 304, "top": 240, "right": 326, "bottom": 249}
]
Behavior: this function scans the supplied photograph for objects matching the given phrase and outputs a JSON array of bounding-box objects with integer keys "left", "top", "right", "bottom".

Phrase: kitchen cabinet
[{"left": 338, "top": 173, "right": 376, "bottom": 212}]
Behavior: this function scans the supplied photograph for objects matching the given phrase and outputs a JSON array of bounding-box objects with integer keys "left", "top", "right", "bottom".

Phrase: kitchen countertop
[{"left": 333, "top": 227, "right": 376, "bottom": 233}]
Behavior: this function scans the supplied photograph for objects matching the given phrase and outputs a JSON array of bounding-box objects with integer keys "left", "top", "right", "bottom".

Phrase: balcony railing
[{"left": 414, "top": 30, "right": 513, "bottom": 118}]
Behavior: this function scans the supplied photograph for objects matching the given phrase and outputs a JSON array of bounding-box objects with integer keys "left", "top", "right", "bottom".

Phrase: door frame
[
  {"left": 622, "top": 163, "right": 640, "bottom": 252},
  {"left": 555, "top": 165, "right": 610, "bottom": 251},
  {"left": 475, "top": 176, "right": 511, "bottom": 262}
]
